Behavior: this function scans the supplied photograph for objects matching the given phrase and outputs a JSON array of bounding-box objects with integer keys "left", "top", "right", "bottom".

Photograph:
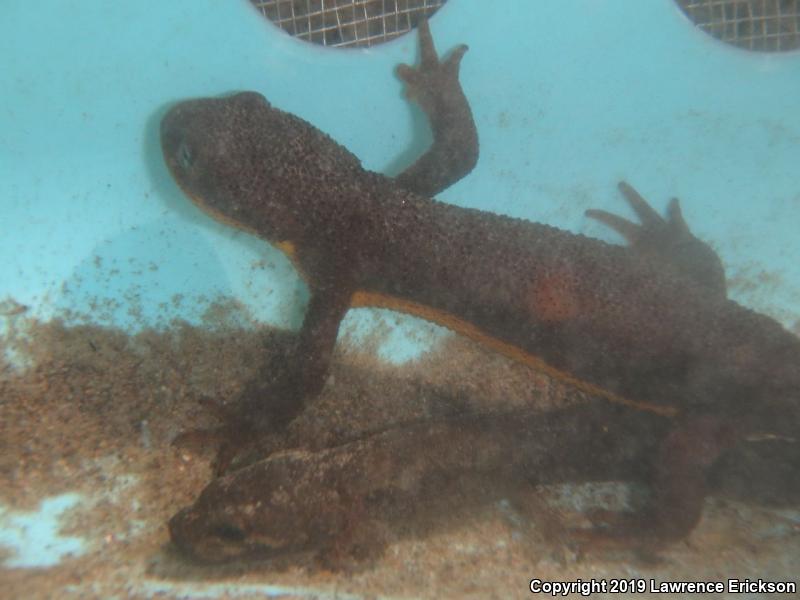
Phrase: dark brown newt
[
  {"left": 169, "top": 404, "right": 669, "bottom": 564},
  {"left": 161, "top": 21, "right": 800, "bottom": 556}
]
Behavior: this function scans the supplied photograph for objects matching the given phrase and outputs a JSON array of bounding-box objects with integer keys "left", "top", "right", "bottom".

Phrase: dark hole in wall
[
  {"left": 251, "top": 0, "right": 447, "bottom": 48},
  {"left": 676, "top": 0, "right": 800, "bottom": 51}
]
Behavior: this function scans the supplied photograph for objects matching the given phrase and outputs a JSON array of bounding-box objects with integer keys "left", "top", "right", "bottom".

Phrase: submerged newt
[
  {"left": 169, "top": 404, "right": 668, "bottom": 564},
  {"left": 161, "top": 21, "right": 800, "bottom": 559}
]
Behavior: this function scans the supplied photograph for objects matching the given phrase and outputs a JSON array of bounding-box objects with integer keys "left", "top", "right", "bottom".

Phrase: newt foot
[
  {"left": 394, "top": 18, "right": 478, "bottom": 197},
  {"left": 396, "top": 19, "right": 468, "bottom": 114},
  {"left": 586, "top": 181, "right": 726, "bottom": 297}
]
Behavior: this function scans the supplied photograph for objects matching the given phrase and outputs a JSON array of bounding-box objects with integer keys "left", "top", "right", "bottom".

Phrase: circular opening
[
  {"left": 251, "top": 0, "right": 448, "bottom": 48},
  {"left": 676, "top": 0, "right": 800, "bottom": 52}
]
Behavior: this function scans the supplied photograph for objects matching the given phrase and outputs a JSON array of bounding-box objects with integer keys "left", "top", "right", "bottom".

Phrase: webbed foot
[
  {"left": 586, "top": 181, "right": 726, "bottom": 298},
  {"left": 394, "top": 19, "right": 478, "bottom": 197},
  {"left": 396, "top": 19, "right": 468, "bottom": 115}
]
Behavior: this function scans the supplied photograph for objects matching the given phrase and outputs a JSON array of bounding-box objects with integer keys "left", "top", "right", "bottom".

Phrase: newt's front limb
[
  {"left": 394, "top": 19, "right": 478, "bottom": 197},
  {"left": 201, "top": 282, "right": 354, "bottom": 474},
  {"left": 256, "top": 284, "right": 354, "bottom": 430}
]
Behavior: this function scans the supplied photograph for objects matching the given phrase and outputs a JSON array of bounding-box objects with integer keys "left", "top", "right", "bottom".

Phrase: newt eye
[
  {"left": 211, "top": 522, "right": 246, "bottom": 542},
  {"left": 177, "top": 141, "right": 193, "bottom": 170}
]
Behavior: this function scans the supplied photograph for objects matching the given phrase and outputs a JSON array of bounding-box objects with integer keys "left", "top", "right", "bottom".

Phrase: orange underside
[{"left": 350, "top": 290, "right": 677, "bottom": 418}]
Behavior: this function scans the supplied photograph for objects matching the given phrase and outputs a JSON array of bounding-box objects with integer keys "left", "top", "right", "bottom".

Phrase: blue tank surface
[{"left": 1, "top": 1, "right": 798, "bottom": 597}]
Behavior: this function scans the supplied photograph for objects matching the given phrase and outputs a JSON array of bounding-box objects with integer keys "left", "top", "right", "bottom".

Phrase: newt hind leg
[
  {"left": 571, "top": 416, "right": 741, "bottom": 557},
  {"left": 586, "top": 182, "right": 726, "bottom": 298}
]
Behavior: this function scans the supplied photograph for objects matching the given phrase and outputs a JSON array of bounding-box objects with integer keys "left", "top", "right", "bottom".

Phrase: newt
[
  {"left": 161, "top": 21, "right": 800, "bottom": 559},
  {"left": 169, "top": 404, "right": 669, "bottom": 564}
]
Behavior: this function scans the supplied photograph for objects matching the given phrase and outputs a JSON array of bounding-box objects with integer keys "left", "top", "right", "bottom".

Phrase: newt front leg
[
  {"left": 394, "top": 19, "right": 478, "bottom": 197},
  {"left": 200, "top": 274, "right": 354, "bottom": 473}
]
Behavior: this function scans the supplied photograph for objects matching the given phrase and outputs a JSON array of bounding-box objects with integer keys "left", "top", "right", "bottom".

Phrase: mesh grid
[
  {"left": 251, "top": 0, "right": 447, "bottom": 48},
  {"left": 676, "top": 0, "right": 800, "bottom": 51}
]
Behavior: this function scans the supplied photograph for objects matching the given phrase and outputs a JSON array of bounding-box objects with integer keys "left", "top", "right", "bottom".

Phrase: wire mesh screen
[
  {"left": 676, "top": 0, "right": 800, "bottom": 51},
  {"left": 251, "top": 0, "right": 447, "bottom": 48}
]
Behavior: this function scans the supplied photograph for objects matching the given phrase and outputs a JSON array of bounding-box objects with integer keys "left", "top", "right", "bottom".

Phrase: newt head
[
  {"left": 168, "top": 450, "right": 350, "bottom": 563},
  {"left": 168, "top": 475, "right": 304, "bottom": 563},
  {"left": 169, "top": 505, "right": 258, "bottom": 564},
  {"left": 161, "top": 92, "right": 363, "bottom": 244}
]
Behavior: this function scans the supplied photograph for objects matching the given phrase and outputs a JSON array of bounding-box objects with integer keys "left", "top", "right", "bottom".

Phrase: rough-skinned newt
[
  {"left": 169, "top": 404, "right": 669, "bottom": 564},
  {"left": 161, "top": 21, "right": 800, "bottom": 559}
]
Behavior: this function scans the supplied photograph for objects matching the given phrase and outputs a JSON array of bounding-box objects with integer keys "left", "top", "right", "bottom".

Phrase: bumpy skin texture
[{"left": 162, "top": 23, "right": 800, "bottom": 562}]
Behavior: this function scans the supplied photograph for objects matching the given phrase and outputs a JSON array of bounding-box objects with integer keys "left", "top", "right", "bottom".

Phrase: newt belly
[{"left": 161, "top": 21, "right": 800, "bottom": 561}]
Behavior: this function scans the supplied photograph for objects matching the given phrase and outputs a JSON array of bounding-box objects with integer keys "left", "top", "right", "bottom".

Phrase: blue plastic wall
[
  {"left": 2, "top": 0, "right": 800, "bottom": 580},
  {"left": 2, "top": 0, "right": 799, "bottom": 354}
]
